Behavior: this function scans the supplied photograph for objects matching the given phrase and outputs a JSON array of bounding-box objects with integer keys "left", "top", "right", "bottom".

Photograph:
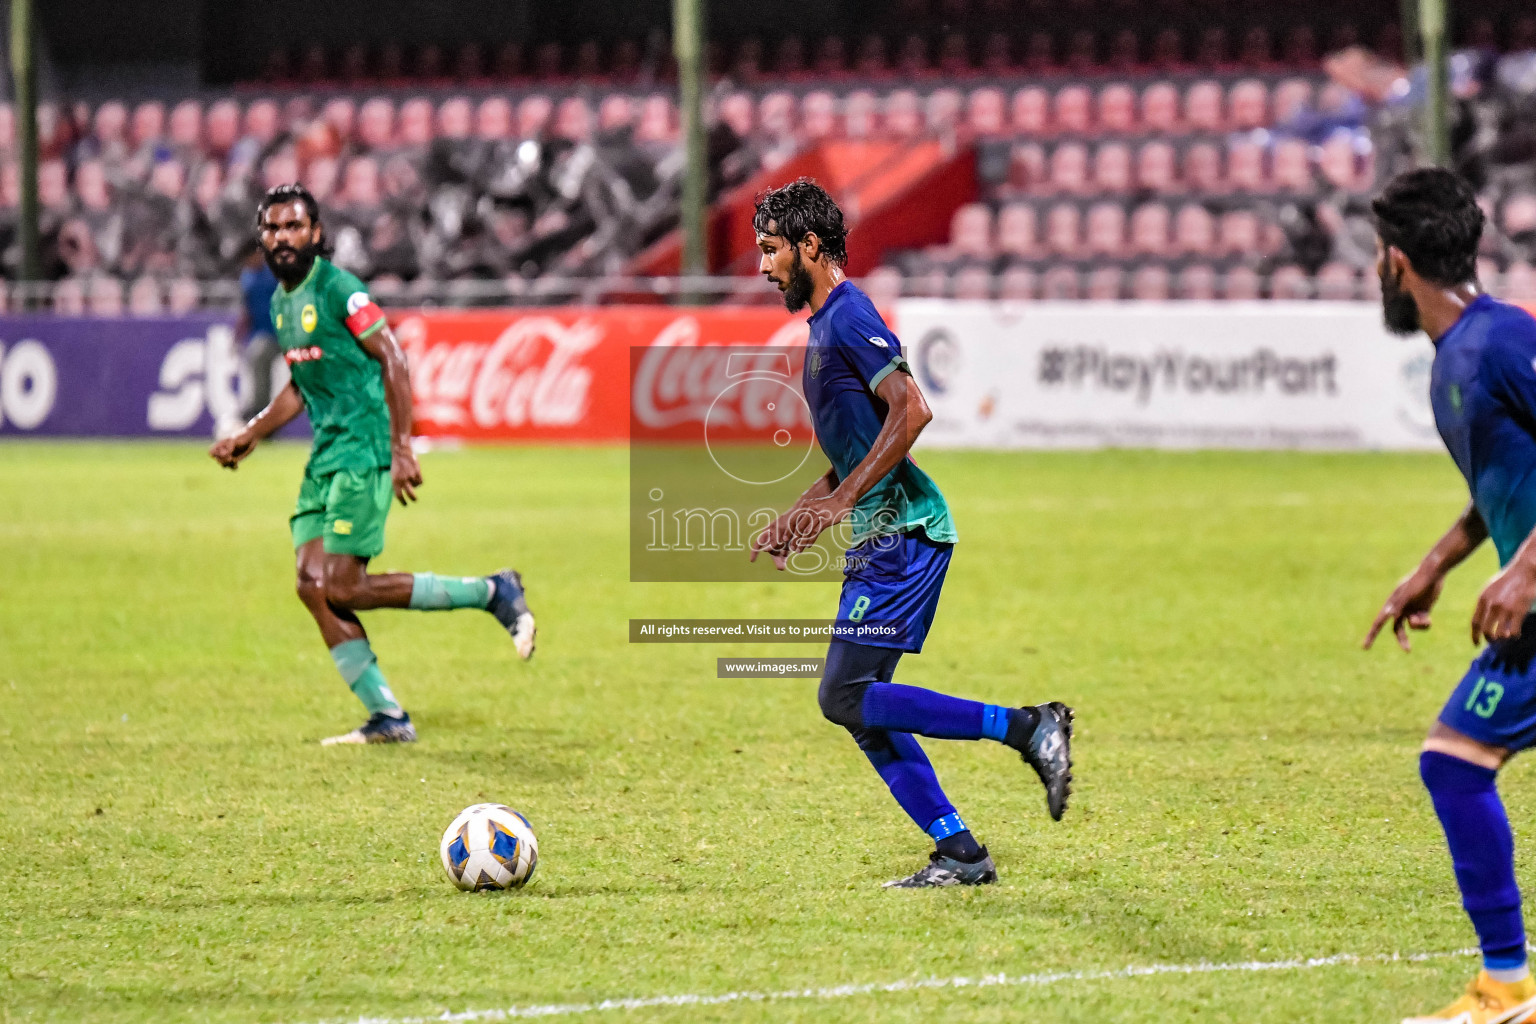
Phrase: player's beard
[
  {"left": 264, "top": 239, "right": 320, "bottom": 287},
  {"left": 1380, "top": 262, "right": 1421, "bottom": 336},
  {"left": 781, "top": 249, "right": 815, "bottom": 313}
]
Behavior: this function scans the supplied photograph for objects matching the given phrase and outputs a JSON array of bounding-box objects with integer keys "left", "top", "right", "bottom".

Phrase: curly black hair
[
  {"left": 255, "top": 183, "right": 323, "bottom": 228},
  {"left": 752, "top": 178, "right": 848, "bottom": 265},
  {"left": 1371, "top": 168, "right": 1484, "bottom": 287}
]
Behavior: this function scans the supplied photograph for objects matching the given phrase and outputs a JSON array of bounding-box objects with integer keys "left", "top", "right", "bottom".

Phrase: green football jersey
[{"left": 271, "top": 258, "right": 391, "bottom": 475}]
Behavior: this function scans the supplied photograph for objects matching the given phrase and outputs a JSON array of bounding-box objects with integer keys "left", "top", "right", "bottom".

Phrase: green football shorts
[{"left": 290, "top": 466, "right": 392, "bottom": 558}]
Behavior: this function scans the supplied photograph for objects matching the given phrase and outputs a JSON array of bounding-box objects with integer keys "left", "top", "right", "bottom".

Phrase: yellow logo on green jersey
[
  {"left": 333, "top": 519, "right": 353, "bottom": 535},
  {"left": 275, "top": 313, "right": 283, "bottom": 329},
  {"left": 301, "top": 304, "right": 318, "bottom": 333}
]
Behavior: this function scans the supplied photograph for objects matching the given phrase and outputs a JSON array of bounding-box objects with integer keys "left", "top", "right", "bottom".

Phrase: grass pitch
[{"left": 0, "top": 441, "right": 1521, "bottom": 1023}]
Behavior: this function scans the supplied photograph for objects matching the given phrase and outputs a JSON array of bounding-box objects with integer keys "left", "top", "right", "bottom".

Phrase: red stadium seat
[
  {"left": 1047, "top": 142, "right": 1090, "bottom": 195},
  {"left": 1085, "top": 201, "right": 1127, "bottom": 256},
  {"left": 1274, "top": 78, "right": 1315, "bottom": 124},
  {"left": 1270, "top": 265, "right": 1311, "bottom": 299},
  {"left": 717, "top": 92, "right": 754, "bottom": 137},
  {"left": 301, "top": 156, "right": 338, "bottom": 202},
  {"left": 476, "top": 97, "right": 513, "bottom": 140},
  {"left": 883, "top": 90, "right": 922, "bottom": 137},
  {"left": 939, "top": 33, "right": 971, "bottom": 77},
  {"left": 1135, "top": 141, "right": 1177, "bottom": 194},
  {"left": 1008, "top": 142, "right": 1046, "bottom": 192},
  {"left": 517, "top": 95, "right": 553, "bottom": 138},
  {"left": 1054, "top": 85, "right": 1092, "bottom": 135},
  {"left": 1184, "top": 81, "right": 1224, "bottom": 133},
  {"left": 87, "top": 275, "right": 123, "bottom": 316},
  {"left": 952, "top": 264, "right": 993, "bottom": 299},
  {"left": 341, "top": 156, "right": 382, "bottom": 208},
  {"left": 1152, "top": 29, "right": 1188, "bottom": 73},
  {"left": 635, "top": 95, "right": 677, "bottom": 143},
  {"left": 1227, "top": 80, "right": 1269, "bottom": 131},
  {"left": 1177, "top": 263, "right": 1218, "bottom": 300},
  {"left": 758, "top": 91, "right": 796, "bottom": 140},
  {"left": 996, "top": 202, "right": 1040, "bottom": 258},
  {"left": 1141, "top": 82, "right": 1181, "bottom": 135},
  {"left": 52, "top": 277, "right": 85, "bottom": 315},
  {"left": 1044, "top": 202, "right": 1082, "bottom": 258},
  {"left": 814, "top": 36, "right": 847, "bottom": 78},
  {"left": 1129, "top": 203, "right": 1171, "bottom": 257},
  {"left": 949, "top": 202, "right": 995, "bottom": 257},
  {"left": 965, "top": 88, "right": 1006, "bottom": 138},
  {"left": 358, "top": 97, "right": 395, "bottom": 150},
  {"left": 398, "top": 97, "right": 433, "bottom": 147},
  {"left": 1226, "top": 140, "right": 1267, "bottom": 193},
  {"left": 1504, "top": 194, "right": 1536, "bottom": 237},
  {"left": 1316, "top": 263, "right": 1359, "bottom": 300},
  {"left": 897, "top": 35, "right": 929, "bottom": 78},
  {"left": 167, "top": 278, "right": 200, "bottom": 314},
  {"left": 1218, "top": 209, "right": 1260, "bottom": 256},
  {"left": 1506, "top": 263, "right": 1536, "bottom": 302},
  {"left": 1087, "top": 265, "right": 1125, "bottom": 300},
  {"left": 1040, "top": 265, "right": 1081, "bottom": 299},
  {"left": 1273, "top": 139, "right": 1312, "bottom": 193},
  {"left": 801, "top": 91, "right": 838, "bottom": 140},
  {"left": 1172, "top": 203, "right": 1215, "bottom": 256},
  {"left": 1011, "top": 87, "right": 1049, "bottom": 136},
  {"left": 854, "top": 34, "right": 888, "bottom": 77},
  {"left": 1319, "top": 134, "right": 1364, "bottom": 192},
  {"left": 244, "top": 99, "right": 280, "bottom": 147},
  {"left": 862, "top": 266, "right": 902, "bottom": 307},
  {"left": 1131, "top": 264, "right": 1171, "bottom": 300},
  {"left": 1092, "top": 142, "right": 1133, "bottom": 193},
  {"left": 554, "top": 97, "right": 593, "bottom": 142},
  {"left": 437, "top": 96, "right": 473, "bottom": 141},
  {"left": 980, "top": 32, "right": 1012, "bottom": 76},
  {"left": 1097, "top": 84, "right": 1137, "bottom": 134},
  {"left": 1022, "top": 32, "right": 1056, "bottom": 75},
  {"left": 1223, "top": 265, "right": 1262, "bottom": 300},
  {"left": 844, "top": 90, "right": 878, "bottom": 139},
  {"left": 599, "top": 95, "right": 636, "bottom": 133},
  {"left": 926, "top": 88, "right": 963, "bottom": 134},
  {"left": 169, "top": 100, "right": 203, "bottom": 151},
  {"left": 1183, "top": 142, "right": 1224, "bottom": 194},
  {"left": 998, "top": 264, "right": 1038, "bottom": 300}
]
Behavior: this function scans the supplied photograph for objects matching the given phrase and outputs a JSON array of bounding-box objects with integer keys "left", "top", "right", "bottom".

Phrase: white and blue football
[{"left": 439, "top": 803, "right": 539, "bottom": 891}]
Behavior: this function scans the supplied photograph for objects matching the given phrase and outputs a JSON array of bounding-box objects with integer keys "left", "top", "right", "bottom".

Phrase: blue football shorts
[
  {"left": 833, "top": 529, "right": 952, "bottom": 654},
  {"left": 1440, "top": 621, "right": 1536, "bottom": 751}
]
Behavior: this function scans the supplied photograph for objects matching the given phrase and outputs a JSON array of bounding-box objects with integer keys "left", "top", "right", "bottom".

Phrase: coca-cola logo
[
  {"left": 631, "top": 317, "right": 811, "bottom": 433},
  {"left": 398, "top": 314, "right": 600, "bottom": 429}
]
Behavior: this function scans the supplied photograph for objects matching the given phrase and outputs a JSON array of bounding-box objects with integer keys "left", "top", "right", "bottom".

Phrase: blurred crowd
[{"left": 0, "top": 91, "right": 753, "bottom": 312}]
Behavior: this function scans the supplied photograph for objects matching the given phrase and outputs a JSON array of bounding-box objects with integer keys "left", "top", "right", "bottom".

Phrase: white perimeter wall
[{"left": 896, "top": 300, "right": 1438, "bottom": 451}]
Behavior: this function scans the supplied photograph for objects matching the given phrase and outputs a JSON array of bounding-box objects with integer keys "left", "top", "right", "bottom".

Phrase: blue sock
[
  {"left": 1420, "top": 751, "right": 1527, "bottom": 972},
  {"left": 862, "top": 731, "right": 957, "bottom": 832},
  {"left": 861, "top": 682, "right": 1012, "bottom": 741}
]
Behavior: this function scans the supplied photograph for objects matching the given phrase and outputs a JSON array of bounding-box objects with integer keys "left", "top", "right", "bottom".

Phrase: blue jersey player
[
  {"left": 1365, "top": 168, "right": 1536, "bottom": 1024},
  {"left": 748, "top": 179, "right": 1074, "bottom": 888}
]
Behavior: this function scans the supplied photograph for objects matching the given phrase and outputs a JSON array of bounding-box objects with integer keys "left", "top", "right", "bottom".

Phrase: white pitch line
[{"left": 310, "top": 946, "right": 1479, "bottom": 1024}]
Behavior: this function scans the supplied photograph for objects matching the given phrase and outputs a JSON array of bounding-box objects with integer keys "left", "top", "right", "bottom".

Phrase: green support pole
[
  {"left": 10, "top": 0, "right": 38, "bottom": 287},
  {"left": 673, "top": 0, "right": 707, "bottom": 298},
  {"left": 1420, "top": 0, "right": 1449, "bottom": 166},
  {"left": 1399, "top": 0, "right": 1420, "bottom": 64}
]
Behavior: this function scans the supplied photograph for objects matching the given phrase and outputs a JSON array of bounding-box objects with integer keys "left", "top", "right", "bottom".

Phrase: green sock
[
  {"left": 329, "top": 639, "right": 402, "bottom": 716},
  {"left": 409, "top": 573, "right": 493, "bottom": 610}
]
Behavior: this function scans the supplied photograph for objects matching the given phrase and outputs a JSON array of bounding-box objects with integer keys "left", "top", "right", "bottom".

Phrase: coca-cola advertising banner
[{"left": 393, "top": 308, "right": 811, "bottom": 442}]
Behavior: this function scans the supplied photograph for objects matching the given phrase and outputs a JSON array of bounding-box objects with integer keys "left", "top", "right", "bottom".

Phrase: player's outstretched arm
[
  {"left": 783, "top": 370, "right": 931, "bottom": 560},
  {"left": 1365, "top": 501, "right": 1487, "bottom": 651},
  {"left": 356, "top": 323, "right": 421, "bottom": 506},
  {"left": 751, "top": 468, "right": 839, "bottom": 569},
  {"left": 209, "top": 382, "right": 305, "bottom": 470}
]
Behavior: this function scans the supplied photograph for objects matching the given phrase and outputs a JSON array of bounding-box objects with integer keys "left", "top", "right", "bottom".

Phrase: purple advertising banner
[{"left": 0, "top": 315, "right": 308, "bottom": 438}]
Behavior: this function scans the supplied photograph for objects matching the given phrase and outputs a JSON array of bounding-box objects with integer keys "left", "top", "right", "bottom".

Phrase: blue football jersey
[
  {"left": 1431, "top": 294, "right": 1536, "bottom": 566},
  {"left": 802, "top": 281, "right": 957, "bottom": 545}
]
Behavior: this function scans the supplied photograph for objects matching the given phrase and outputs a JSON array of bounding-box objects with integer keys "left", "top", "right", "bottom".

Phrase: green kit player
[{"left": 210, "top": 184, "right": 536, "bottom": 745}]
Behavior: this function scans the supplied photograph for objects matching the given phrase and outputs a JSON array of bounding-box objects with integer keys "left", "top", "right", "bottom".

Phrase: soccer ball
[{"left": 439, "top": 803, "right": 539, "bottom": 891}]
